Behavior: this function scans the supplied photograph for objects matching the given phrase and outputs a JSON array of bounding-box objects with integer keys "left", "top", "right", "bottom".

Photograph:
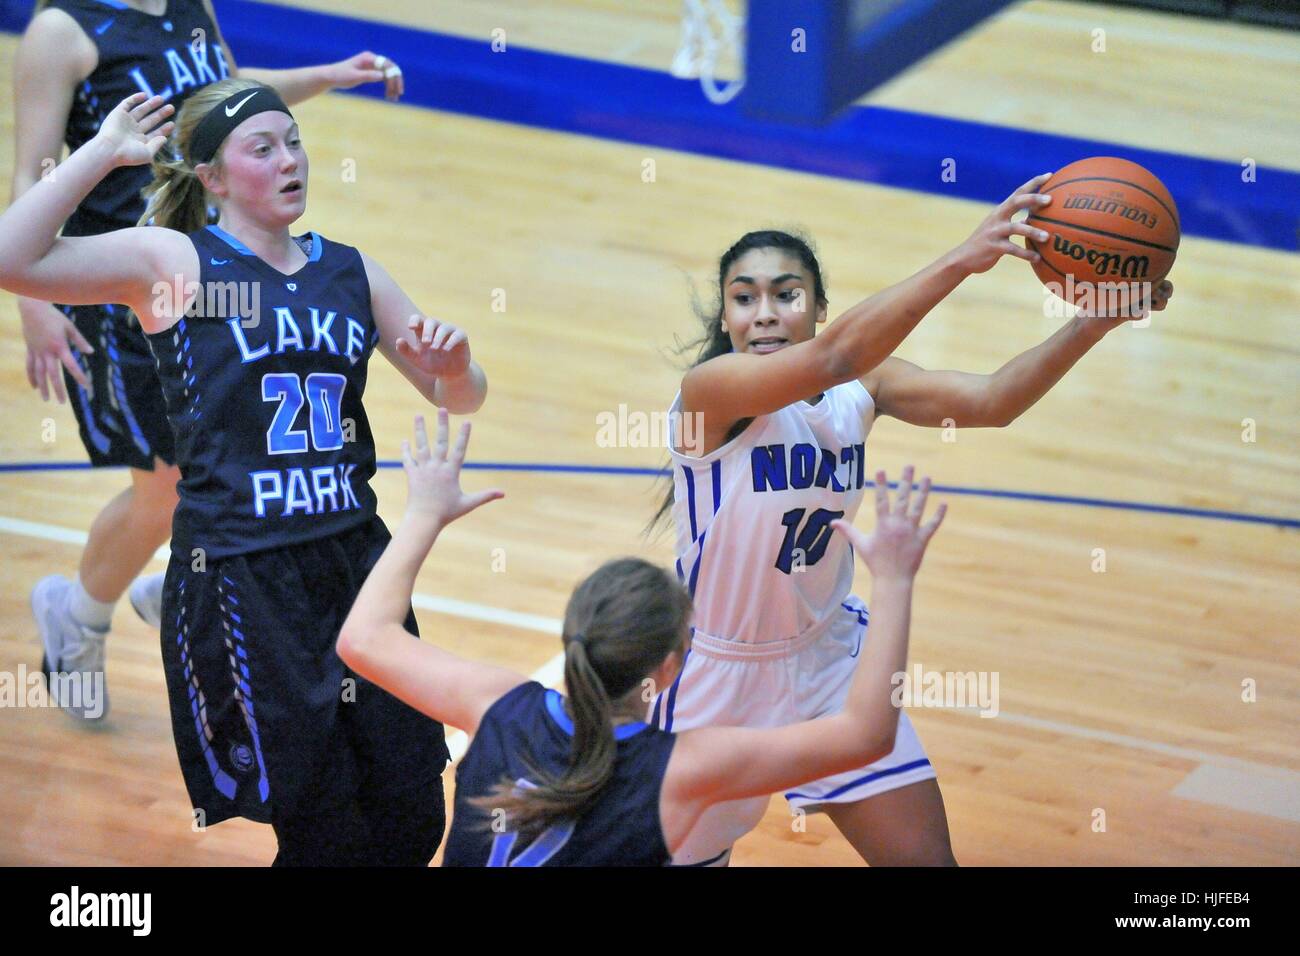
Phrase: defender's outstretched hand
[
  {"left": 396, "top": 315, "right": 472, "bottom": 379},
  {"left": 329, "top": 51, "right": 405, "bottom": 101},
  {"left": 831, "top": 466, "right": 946, "bottom": 580},
  {"left": 401, "top": 409, "right": 503, "bottom": 528},
  {"left": 93, "top": 92, "right": 175, "bottom": 168}
]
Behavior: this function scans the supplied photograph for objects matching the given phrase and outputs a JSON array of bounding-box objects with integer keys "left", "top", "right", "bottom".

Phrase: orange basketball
[{"left": 1027, "top": 156, "right": 1180, "bottom": 307}]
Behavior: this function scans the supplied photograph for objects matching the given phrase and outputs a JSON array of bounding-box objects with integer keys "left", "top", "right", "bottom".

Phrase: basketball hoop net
[{"left": 671, "top": 0, "right": 745, "bottom": 105}]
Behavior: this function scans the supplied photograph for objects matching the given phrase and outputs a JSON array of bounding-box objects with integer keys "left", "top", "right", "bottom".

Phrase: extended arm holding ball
[
  {"left": 862, "top": 280, "right": 1173, "bottom": 428},
  {"left": 681, "top": 175, "right": 1056, "bottom": 440},
  {"left": 865, "top": 157, "right": 1178, "bottom": 428}
]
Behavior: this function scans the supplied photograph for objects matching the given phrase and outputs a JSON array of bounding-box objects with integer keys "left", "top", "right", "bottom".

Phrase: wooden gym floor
[{"left": 0, "top": 1, "right": 1295, "bottom": 865}]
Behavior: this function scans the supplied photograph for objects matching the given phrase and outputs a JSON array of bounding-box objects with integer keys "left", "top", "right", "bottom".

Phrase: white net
[{"left": 671, "top": 0, "right": 745, "bottom": 105}]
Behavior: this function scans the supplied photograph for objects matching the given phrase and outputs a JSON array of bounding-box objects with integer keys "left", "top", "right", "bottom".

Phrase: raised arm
[
  {"left": 682, "top": 175, "right": 1054, "bottom": 435},
  {"left": 365, "top": 251, "right": 488, "bottom": 414},
  {"left": 661, "top": 468, "right": 946, "bottom": 849},
  {"left": 862, "top": 279, "right": 1174, "bottom": 427},
  {"left": 337, "top": 411, "right": 515, "bottom": 735},
  {"left": 201, "top": 0, "right": 404, "bottom": 103},
  {"left": 0, "top": 93, "right": 195, "bottom": 329}
]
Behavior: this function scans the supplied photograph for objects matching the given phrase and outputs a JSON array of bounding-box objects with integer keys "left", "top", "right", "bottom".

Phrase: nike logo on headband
[{"left": 224, "top": 92, "right": 259, "bottom": 117}]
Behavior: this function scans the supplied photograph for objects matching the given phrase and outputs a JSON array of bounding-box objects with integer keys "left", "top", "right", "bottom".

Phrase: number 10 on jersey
[{"left": 775, "top": 507, "right": 844, "bottom": 574}]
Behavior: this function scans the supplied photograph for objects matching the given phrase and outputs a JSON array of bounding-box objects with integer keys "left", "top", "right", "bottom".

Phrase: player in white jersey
[{"left": 652, "top": 178, "right": 1174, "bottom": 865}]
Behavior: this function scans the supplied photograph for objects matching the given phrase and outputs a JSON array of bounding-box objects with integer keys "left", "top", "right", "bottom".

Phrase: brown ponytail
[
  {"left": 471, "top": 558, "right": 692, "bottom": 836},
  {"left": 136, "top": 77, "right": 265, "bottom": 231}
]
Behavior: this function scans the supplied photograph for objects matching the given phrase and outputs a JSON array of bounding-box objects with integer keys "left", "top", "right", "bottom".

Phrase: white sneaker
[
  {"left": 128, "top": 572, "right": 166, "bottom": 630},
  {"left": 31, "top": 575, "right": 110, "bottom": 722}
]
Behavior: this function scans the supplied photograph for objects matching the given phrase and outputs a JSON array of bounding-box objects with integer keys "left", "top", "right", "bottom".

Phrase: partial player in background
[
  {"left": 337, "top": 410, "right": 944, "bottom": 866},
  {"left": 12, "top": 0, "right": 404, "bottom": 720},
  {"left": 650, "top": 181, "right": 1173, "bottom": 865},
  {"left": 0, "top": 83, "right": 485, "bottom": 864}
]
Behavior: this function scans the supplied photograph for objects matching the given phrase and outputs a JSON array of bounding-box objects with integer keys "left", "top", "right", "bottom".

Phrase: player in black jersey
[
  {"left": 336, "top": 410, "right": 945, "bottom": 866},
  {"left": 0, "top": 82, "right": 485, "bottom": 864},
  {"left": 14, "top": 0, "right": 407, "bottom": 721}
]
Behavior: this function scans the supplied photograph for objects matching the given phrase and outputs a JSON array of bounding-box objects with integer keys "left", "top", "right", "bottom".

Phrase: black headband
[{"left": 188, "top": 86, "right": 294, "bottom": 166}]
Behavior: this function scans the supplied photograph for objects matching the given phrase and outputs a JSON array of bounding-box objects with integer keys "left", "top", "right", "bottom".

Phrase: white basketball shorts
[{"left": 651, "top": 596, "right": 936, "bottom": 865}]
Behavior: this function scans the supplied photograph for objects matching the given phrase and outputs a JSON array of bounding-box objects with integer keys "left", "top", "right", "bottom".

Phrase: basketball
[{"left": 1027, "top": 156, "right": 1180, "bottom": 306}]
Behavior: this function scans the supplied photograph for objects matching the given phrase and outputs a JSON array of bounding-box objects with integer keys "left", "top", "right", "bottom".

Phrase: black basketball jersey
[
  {"left": 46, "top": 0, "right": 229, "bottom": 233},
  {"left": 442, "top": 682, "right": 678, "bottom": 867},
  {"left": 146, "top": 225, "right": 381, "bottom": 560}
]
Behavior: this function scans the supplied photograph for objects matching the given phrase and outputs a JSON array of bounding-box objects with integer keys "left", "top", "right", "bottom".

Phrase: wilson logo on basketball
[
  {"left": 1049, "top": 235, "right": 1151, "bottom": 279},
  {"left": 1028, "top": 156, "right": 1179, "bottom": 304},
  {"left": 1062, "top": 194, "right": 1161, "bottom": 230}
]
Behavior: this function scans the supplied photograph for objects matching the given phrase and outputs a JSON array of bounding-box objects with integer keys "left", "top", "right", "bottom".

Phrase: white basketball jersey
[{"left": 669, "top": 379, "right": 876, "bottom": 644}]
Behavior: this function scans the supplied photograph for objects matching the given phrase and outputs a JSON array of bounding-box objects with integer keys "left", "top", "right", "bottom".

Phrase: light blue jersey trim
[
  {"left": 545, "top": 688, "right": 649, "bottom": 741},
  {"left": 205, "top": 225, "right": 321, "bottom": 262},
  {"left": 206, "top": 223, "right": 255, "bottom": 255}
]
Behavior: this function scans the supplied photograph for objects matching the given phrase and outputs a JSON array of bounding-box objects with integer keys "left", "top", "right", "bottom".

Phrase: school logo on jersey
[
  {"left": 229, "top": 743, "right": 255, "bottom": 773},
  {"left": 226, "top": 307, "right": 370, "bottom": 366},
  {"left": 750, "top": 441, "right": 867, "bottom": 493},
  {"left": 129, "top": 39, "right": 230, "bottom": 102}
]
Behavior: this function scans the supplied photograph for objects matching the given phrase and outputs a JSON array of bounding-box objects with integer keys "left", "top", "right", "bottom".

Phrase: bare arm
[
  {"left": 338, "top": 412, "right": 512, "bottom": 735},
  {"left": 201, "top": 0, "right": 403, "bottom": 104},
  {"left": 364, "top": 251, "right": 488, "bottom": 414},
  {"left": 11, "top": 8, "right": 93, "bottom": 203},
  {"left": 863, "top": 280, "right": 1174, "bottom": 428},
  {"left": 235, "top": 63, "right": 376, "bottom": 106},
  {"left": 682, "top": 175, "right": 1054, "bottom": 434},
  {"left": 336, "top": 512, "right": 522, "bottom": 735},
  {"left": 661, "top": 469, "right": 946, "bottom": 848},
  {"left": 666, "top": 578, "right": 915, "bottom": 803},
  {"left": 682, "top": 252, "right": 971, "bottom": 427},
  {"left": 11, "top": 8, "right": 100, "bottom": 399},
  {"left": 0, "top": 94, "right": 193, "bottom": 326}
]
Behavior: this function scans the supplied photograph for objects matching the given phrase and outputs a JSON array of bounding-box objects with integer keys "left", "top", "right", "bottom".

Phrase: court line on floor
[
  {"left": 1, "top": 460, "right": 1297, "bottom": 528},
  {"left": 2, "top": 512, "right": 1295, "bottom": 816},
  {"left": 0, "top": 512, "right": 564, "bottom": 763},
  {"left": 977, "top": 710, "right": 1300, "bottom": 823},
  {"left": 959, "top": 709, "right": 1294, "bottom": 781}
]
